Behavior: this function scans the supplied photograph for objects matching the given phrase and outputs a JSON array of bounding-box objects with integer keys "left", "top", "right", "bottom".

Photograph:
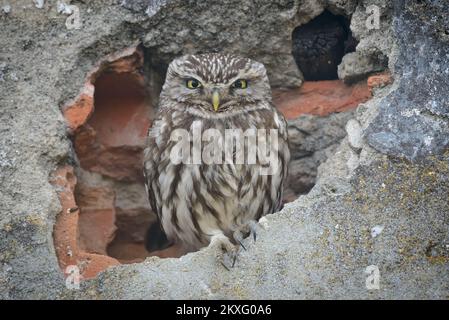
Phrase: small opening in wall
[
  {"left": 67, "top": 46, "right": 175, "bottom": 266},
  {"left": 292, "top": 10, "right": 357, "bottom": 81},
  {"left": 75, "top": 60, "right": 155, "bottom": 263},
  {"left": 55, "top": 41, "right": 379, "bottom": 279}
]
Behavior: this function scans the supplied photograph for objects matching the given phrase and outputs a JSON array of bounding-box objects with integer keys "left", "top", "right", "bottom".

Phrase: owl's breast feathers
[{"left": 143, "top": 106, "right": 290, "bottom": 250}]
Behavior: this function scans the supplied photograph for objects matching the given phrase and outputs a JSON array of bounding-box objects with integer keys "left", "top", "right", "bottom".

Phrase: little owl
[{"left": 143, "top": 53, "right": 290, "bottom": 268}]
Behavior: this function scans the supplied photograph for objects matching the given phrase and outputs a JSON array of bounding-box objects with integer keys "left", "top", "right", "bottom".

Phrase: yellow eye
[
  {"left": 186, "top": 79, "right": 201, "bottom": 89},
  {"left": 232, "top": 79, "right": 248, "bottom": 89}
]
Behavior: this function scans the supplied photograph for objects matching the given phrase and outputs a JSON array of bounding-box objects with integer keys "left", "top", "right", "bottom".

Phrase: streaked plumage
[{"left": 143, "top": 53, "right": 290, "bottom": 262}]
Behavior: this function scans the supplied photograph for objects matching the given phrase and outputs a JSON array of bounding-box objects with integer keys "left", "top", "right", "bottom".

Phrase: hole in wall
[
  {"left": 73, "top": 47, "right": 159, "bottom": 264},
  {"left": 280, "top": 9, "right": 376, "bottom": 202},
  {"left": 53, "top": 45, "right": 176, "bottom": 277},
  {"left": 53, "top": 35, "right": 390, "bottom": 278},
  {"left": 292, "top": 10, "right": 357, "bottom": 81}
]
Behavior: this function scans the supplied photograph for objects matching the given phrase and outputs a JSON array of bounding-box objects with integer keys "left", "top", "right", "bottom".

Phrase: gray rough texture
[
  {"left": 284, "top": 111, "right": 355, "bottom": 199},
  {"left": 365, "top": 1, "right": 449, "bottom": 161},
  {"left": 346, "top": 118, "right": 363, "bottom": 150},
  {"left": 0, "top": 0, "right": 448, "bottom": 299},
  {"left": 338, "top": 51, "right": 387, "bottom": 83},
  {"left": 337, "top": 0, "right": 392, "bottom": 82},
  {"left": 134, "top": 0, "right": 362, "bottom": 88},
  {"left": 136, "top": 0, "right": 310, "bottom": 88}
]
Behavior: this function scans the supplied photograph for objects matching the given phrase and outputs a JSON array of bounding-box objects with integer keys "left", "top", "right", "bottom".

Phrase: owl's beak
[{"left": 212, "top": 90, "right": 220, "bottom": 112}]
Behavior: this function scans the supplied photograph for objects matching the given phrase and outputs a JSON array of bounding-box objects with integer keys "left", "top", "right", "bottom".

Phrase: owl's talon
[
  {"left": 232, "top": 253, "right": 237, "bottom": 267},
  {"left": 210, "top": 233, "right": 239, "bottom": 270},
  {"left": 222, "top": 247, "right": 238, "bottom": 270},
  {"left": 246, "top": 220, "right": 260, "bottom": 243},
  {"left": 233, "top": 230, "right": 246, "bottom": 250},
  {"left": 221, "top": 261, "right": 231, "bottom": 271}
]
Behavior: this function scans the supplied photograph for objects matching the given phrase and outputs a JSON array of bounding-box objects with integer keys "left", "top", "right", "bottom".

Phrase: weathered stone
[
  {"left": 0, "top": 0, "right": 448, "bottom": 300},
  {"left": 365, "top": 1, "right": 449, "bottom": 161},
  {"left": 349, "top": 0, "right": 394, "bottom": 61},
  {"left": 325, "top": 0, "right": 358, "bottom": 17},
  {"left": 337, "top": 0, "right": 393, "bottom": 83},
  {"left": 139, "top": 0, "right": 317, "bottom": 87},
  {"left": 346, "top": 119, "right": 363, "bottom": 150},
  {"left": 338, "top": 51, "right": 387, "bottom": 83},
  {"left": 284, "top": 111, "right": 355, "bottom": 200}
]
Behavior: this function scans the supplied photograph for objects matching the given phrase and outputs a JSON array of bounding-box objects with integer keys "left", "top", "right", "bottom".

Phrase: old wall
[{"left": 0, "top": 0, "right": 447, "bottom": 299}]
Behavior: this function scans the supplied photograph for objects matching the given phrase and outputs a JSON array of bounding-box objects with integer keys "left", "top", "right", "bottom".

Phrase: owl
[{"left": 143, "top": 53, "right": 290, "bottom": 268}]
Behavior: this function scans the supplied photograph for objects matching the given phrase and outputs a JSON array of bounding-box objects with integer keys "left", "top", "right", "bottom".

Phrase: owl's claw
[
  {"left": 233, "top": 230, "right": 246, "bottom": 251},
  {"left": 247, "top": 220, "right": 259, "bottom": 243},
  {"left": 209, "top": 233, "right": 239, "bottom": 270},
  {"left": 222, "top": 248, "right": 238, "bottom": 269},
  {"left": 221, "top": 261, "right": 231, "bottom": 271},
  {"left": 209, "top": 220, "right": 265, "bottom": 270},
  {"left": 237, "top": 220, "right": 261, "bottom": 244}
]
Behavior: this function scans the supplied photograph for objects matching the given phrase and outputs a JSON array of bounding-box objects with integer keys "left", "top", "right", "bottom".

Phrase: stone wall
[{"left": 0, "top": 0, "right": 447, "bottom": 299}]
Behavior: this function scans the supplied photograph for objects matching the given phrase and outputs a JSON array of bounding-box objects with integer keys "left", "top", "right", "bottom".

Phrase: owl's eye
[
  {"left": 232, "top": 79, "right": 248, "bottom": 89},
  {"left": 186, "top": 78, "right": 202, "bottom": 89}
]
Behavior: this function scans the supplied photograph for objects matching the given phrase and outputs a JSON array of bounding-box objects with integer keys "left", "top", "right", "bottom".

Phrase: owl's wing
[
  {"left": 271, "top": 105, "right": 291, "bottom": 211},
  {"left": 143, "top": 151, "right": 160, "bottom": 220},
  {"left": 273, "top": 106, "right": 290, "bottom": 182},
  {"left": 143, "top": 114, "right": 174, "bottom": 252},
  {"left": 143, "top": 116, "right": 165, "bottom": 220}
]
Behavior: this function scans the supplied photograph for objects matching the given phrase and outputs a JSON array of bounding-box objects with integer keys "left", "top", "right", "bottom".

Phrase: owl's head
[{"left": 160, "top": 53, "right": 272, "bottom": 117}]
